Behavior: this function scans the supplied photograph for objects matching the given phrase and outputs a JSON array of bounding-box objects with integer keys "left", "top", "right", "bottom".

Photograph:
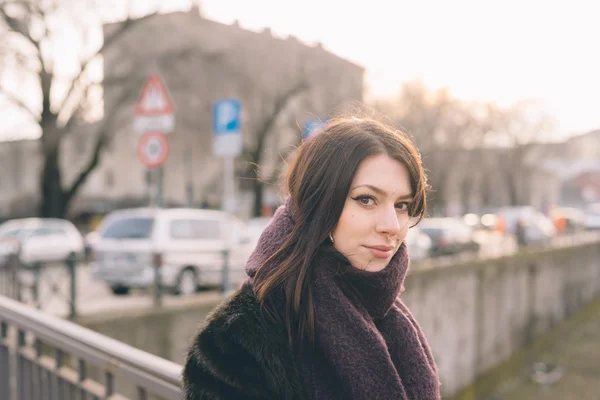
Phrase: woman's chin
[{"left": 350, "top": 257, "right": 389, "bottom": 272}]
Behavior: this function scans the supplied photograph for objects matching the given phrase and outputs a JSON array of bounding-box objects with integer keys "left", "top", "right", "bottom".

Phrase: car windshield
[
  {"left": 100, "top": 217, "right": 154, "bottom": 239},
  {"left": 419, "top": 227, "right": 445, "bottom": 239},
  {"left": 0, "top": 227, "right": 36, "bottom": 239},
  {"left": 587, "top": 205, "right": 600, "bottom": 216}
]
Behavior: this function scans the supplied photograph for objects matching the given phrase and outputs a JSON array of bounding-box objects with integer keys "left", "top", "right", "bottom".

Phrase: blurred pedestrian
[{"left": 183, "top": 115, "right": 441, "bottom": 399}]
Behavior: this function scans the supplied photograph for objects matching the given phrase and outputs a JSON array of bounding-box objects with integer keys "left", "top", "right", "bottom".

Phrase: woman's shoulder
[
  {"left": 198, "top": 283, "right": 279, "bottom": 339},
  {"left": 183, "top": 284, "right": 305, "bottom": 399}
]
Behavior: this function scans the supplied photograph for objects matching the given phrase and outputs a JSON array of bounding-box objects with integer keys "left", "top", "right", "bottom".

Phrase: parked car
[
  {"left": 0, "top": 218, "right": 84, "bottom": 264},
  {"left": 549, "top": 207, "right": 586, "bottom": 234},
  {"left": 246, "top": 217, "right": 273, "bottom": 243},
  {"left": 584, "top": 203, "right": 600, "bottom": 230},
  {"left": 418, "top": 218, "right": 480, "bottom": 257},
  {"left": 493, "top": 206, "right": 556, "bottom": 245},
  {"left": 404, "top": 226, "right": 432, "bottom": 261},
  {"left": 0, "top": 237, "right": 20, "bottom": 267},
  {"left": 91, "top": 208, "right": 256, "bottom": 296}
]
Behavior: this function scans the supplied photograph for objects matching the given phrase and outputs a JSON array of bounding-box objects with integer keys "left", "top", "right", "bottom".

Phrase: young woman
[{"left": 183, "top": 116, "right": 441, "bottom": 399}]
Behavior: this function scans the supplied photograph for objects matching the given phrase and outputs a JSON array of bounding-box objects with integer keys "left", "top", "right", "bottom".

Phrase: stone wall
[{"left": 79, "top": 235, "right": 600, "bottom": 398}]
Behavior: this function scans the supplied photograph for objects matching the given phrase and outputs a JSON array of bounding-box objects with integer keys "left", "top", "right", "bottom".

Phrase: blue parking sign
[
  {"left": 213, "top": 99, "right": 242, "bottom": 156},
  {"left": 213, "top": 99, "right": 241, "bottom": 135},
  {"left": 303, "top": 119, "right": 327, "bottom": 139}
]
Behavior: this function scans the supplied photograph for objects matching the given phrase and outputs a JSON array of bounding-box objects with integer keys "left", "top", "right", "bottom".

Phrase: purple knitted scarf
[{"left": 245, "top": 200, "right": 441, "bottom": 400}]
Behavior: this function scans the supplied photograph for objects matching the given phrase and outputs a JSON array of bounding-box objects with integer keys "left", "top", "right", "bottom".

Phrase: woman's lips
[{"left": 365, "top": 245, "right": 394, "bottom": 258}]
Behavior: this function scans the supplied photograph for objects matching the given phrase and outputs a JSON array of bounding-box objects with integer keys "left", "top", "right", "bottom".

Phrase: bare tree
[
  {"left": 186, "top": 51, "right": 312, "bottom": 216},
  {"left": 374, "top": 81, "right": 489, "bottom": 215},
  {"left": 0, "top": 0, "right": 159, "bottom": 217},
  {"left": 373, "top": 83, "right": 557, "bottom": 212},
  {"left": 242, "top": 82, "right": 309, "bottom": 217},
  {"left": 168, "top": 51, "right": 312, "bottom": 217},
  {"left": 486, "top": 100, "right": 556, "bottom": 206}
]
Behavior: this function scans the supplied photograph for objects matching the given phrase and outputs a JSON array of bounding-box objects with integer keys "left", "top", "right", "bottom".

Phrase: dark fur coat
[{"left": 182, "top": 283, "right": 306, "bottom": 400}]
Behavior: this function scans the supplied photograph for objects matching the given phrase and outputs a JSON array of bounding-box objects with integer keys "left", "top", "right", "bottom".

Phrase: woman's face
[{"left": 331, "top": 154, "right": 414, "bottom": 272}]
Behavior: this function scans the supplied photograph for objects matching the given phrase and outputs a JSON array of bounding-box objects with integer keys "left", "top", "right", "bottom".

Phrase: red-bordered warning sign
[
  {"left": 135, "top": 73, "right": 174, "bottom": 117},
  {"left": 138, "top": 132, "right": 169, "bottom": 168}
]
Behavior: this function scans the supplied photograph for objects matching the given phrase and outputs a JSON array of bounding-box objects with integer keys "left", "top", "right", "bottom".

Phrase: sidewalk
[{"left": 488, "top": 303, "right": 600, "bottom": 400}]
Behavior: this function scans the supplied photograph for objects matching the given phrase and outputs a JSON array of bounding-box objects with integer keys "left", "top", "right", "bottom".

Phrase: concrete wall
[
  {"left": 80, "top": 236, "right": 600, "bottom": 398},
  {"left": 403, "top": 236, "right": 600, "bottom": 396}
]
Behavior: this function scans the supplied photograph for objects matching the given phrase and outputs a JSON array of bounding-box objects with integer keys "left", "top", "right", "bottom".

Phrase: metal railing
[
  {"left": 0, "top": 239, "right": 79, "bottom": 319},
  {"left": 0, "top": 294, "right": 182, "bottom": 400},
  {"left": 110, "top": 247, "right": 244, "bottom": 307},
  {"left": 0, "top": 239, "right": 21, "bottom": 301},
  {"left": 2, "top": 238, "right": 245, "bottom": 322}
]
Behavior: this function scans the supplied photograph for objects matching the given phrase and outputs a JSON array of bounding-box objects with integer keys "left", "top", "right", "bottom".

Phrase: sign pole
[
  {"left": 222, "top": 156, "right": 235, "bottom": 213},
  {"left": 185, "top": 148, "right": 194, "bottom": 207},
  {"left": 157, "top": 166, "right": 164, "bottom": 208},
  {"left": 213, "top": 98, "right": 242, "bottom": 296},
  {"left": 134, "top": 72, "right": 174, "bottom": 308},
  {"left": 212, "top": 98, "right": 242, "bottom": 214}
]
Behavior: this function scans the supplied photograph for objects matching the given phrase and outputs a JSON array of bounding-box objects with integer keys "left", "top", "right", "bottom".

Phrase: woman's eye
[
  {"left": 396, "top": 202, "right": 410, "bottom": 211},
  {"left": 353, "top": 195, "right": 375, "bottom": 207}
]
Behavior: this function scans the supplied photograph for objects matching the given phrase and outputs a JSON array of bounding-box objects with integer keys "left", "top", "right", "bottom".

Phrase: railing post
[
  {"left": 32, "top": 263, "right": 41, "bottom": 309},
  {"left": 14, "top": 245, "right": 21, "bottom": 302},
  {"left": 154, "top": 268, "right": 162, "bottom": 307},
  {"left": 153, "top": 253, "right": 163, "bottom": 308},
  {"left": 0, "top": 321, "right": 10, "bottom": 400},
  {"left": 222, "top": 247, "right": 230, "bottom": 295},
  {"left": 66, "top": 253, "right": 78, "bottom": 319},
  {"left": 8, "top": 244, "right": 22, "bottom": 302},
  {"left": 17, "top": 329, "right": 26, "bottom": 400}
]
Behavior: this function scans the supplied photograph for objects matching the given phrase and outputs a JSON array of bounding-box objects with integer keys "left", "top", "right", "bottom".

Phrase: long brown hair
[{"left": 254, "top": 115, "right": 429, "bottom": 347}]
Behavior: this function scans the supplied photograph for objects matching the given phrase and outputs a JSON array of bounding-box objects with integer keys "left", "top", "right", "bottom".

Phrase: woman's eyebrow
[{"left": 351, "top": 184, "right": 413, "bottom": 200}]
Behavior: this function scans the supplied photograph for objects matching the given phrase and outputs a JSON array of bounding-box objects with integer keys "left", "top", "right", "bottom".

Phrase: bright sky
[
  {"left": 196, "top": 0, "right": 600, "bottom": 137},
  {"left": 1, "top": 0, "right": 599, "bottom": 140}
]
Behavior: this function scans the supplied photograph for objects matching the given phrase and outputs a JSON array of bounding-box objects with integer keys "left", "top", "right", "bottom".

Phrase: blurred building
[
  {"left": 3, "top": 7, "right": 598, "bottom": 220},
  {"left": 563, "top": 129, "right": 600, "bottom": 159},
  {"left": 539, "top": 130, "right": 600, "bottom": 207},
  {"left": 0, "top": 7, "right": 363, "bottom": 220},
  {"left": 68, "top": 7, "right": 363, "bottom": 219},
  {"left": 437, "top": 129, "right": 600, "bottom": 216}
]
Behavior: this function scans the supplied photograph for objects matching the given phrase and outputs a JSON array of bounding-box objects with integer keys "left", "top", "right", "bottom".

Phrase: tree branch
[
  {"left": 0, "top": 84, "right": 37, "bottom": 121},
  {"left": 63, "top": 130, "right": 104, "bottom": 205},
  {"left": 59, "top": 45, "right": 207, "bottom": 139},
  {"left": 63, "top": 88, "right": 131, "bottom": 205},
  {"left": 250, "top": 81, "right": 309, "bottom": 161},
  {"left": 65, "top": 125, "right": 106, "bottom": 202},
  {"left": 58, "top": 11, "right": 158, "bottom": 114},
  {"left": 0, "top": 2, "right": 45, "bottom": 71}
]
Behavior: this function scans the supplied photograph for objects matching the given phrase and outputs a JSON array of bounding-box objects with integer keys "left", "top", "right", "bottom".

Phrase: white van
[{"left": 91, "top": 208, "right": 255, "bottom": 296}]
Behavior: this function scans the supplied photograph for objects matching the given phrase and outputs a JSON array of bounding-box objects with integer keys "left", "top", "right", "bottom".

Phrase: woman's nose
[{"left": 376, "top": 205, "right": 401, "bottom": 237}]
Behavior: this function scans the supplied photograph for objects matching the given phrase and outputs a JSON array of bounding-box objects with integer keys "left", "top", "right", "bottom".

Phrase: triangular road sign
[{"left": 135, "top": 73, "right": 174, "bottom": 117}]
